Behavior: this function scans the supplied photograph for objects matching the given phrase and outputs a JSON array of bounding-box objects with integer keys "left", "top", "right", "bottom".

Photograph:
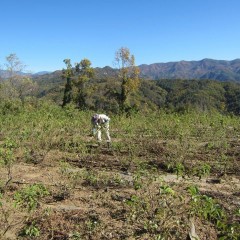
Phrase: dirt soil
[{"left": 1, "top": 140, "right": 240, "bottom": 240}]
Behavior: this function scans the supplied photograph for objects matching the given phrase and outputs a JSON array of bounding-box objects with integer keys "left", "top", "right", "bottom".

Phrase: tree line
[{"left": 0, "top": 50, "right": 240, "bottom": 115}]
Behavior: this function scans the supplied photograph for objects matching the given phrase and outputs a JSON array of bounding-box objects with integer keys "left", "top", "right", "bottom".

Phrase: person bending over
[{"left": 91, "top": 113, "right": 111, "bottom": 143}]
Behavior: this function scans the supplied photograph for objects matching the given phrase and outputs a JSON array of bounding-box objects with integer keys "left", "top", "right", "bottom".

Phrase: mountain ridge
[
  {"left": 1, "top": 58, "right": 240, "bottom": 82},
  {"left": 138, "top": 58, "right": 240, "bottom": 81},
  {"left": 42, "top": 58, "right": 240, "bottom": 82}
]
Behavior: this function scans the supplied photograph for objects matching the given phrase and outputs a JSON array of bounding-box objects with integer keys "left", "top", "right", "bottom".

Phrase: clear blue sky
[{"left": 1, "top": 0, "right": 240, "bottom": 73}]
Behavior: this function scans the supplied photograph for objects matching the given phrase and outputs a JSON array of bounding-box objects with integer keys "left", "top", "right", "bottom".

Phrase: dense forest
[{"left": 34, "top": 76, "right": 240, "bottom": 115}]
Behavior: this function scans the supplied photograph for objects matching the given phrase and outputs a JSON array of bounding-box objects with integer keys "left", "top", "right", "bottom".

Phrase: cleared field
[{"left": 0, "top": 103, "right": 239, "bottom": 239}]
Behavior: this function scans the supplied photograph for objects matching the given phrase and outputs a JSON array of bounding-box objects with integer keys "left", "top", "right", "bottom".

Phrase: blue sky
[{"left": 1, "top": 0, "right": 240, "bottom": 72}]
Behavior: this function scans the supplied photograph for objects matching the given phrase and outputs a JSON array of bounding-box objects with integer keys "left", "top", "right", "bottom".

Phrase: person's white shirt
[{"left": 97, "top": 114, "right": 110, "bottom": 124}]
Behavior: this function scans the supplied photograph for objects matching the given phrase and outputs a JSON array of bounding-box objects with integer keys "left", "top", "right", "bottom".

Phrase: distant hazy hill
[
  {"left": 0, "top": 70, "right": 31, "bottom": 78},
  {"left": 0, "top": 70, "right": 51, "bottom": 78},
  {"left": 33, "top": 71, "right": 52, "bottom": 76}
]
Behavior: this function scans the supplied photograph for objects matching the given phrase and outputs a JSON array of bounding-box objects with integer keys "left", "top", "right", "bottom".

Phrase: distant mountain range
[
  {"left": 33, "top": 71, "right": 52, "bottom": 76},
  {"left": 0, "top": 70, "right": 52, "bottom": 78},
  {"left": 138, "top": 58, "right": 240, "bottom": 81},
  {"left": 1, "top": 59, "right": 240, "bottom": 82}
]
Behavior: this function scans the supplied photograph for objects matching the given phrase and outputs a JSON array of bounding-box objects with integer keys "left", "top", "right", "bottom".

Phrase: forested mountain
[{"left": 139, "top": 58, "right": 240, "bottom": 81}]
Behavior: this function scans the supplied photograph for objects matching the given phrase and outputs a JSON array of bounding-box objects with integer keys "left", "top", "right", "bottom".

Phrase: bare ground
[{"left": 1, "top": 139, "right": 240, "bottom": 240}]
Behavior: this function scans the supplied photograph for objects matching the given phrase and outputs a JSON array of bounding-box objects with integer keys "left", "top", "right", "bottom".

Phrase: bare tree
[{"left": 0, "top": 53, "right": 37, "bottom": 101}]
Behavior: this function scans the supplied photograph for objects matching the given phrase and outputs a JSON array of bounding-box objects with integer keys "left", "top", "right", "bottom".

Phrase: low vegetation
[{"left": 0, "top": 102, "right": 239, "bottom": 239}]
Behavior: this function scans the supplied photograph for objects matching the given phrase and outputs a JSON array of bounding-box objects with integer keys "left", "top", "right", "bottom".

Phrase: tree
[
  {"left": 75, "top": 58, "right": 94, "bottom": 109},
  {"left": 0, "top": 53, "right": 37, "bottom": 101},
  {"left": 14, "top": 77, "right": 38, "bottom": 101},
  {"left": 114, "top": 47, "right": 140, "bottom": 112},
  {"left": 62, "top": 58, "right": 94, "bottom": 109},
  {"left": 62, "top": 59, "right": 74, "bottom": 107},
  {"left": 5, "top": 53, "right": 25, "bottom": 73}
]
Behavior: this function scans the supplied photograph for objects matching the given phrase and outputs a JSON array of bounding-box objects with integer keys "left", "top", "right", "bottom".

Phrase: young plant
[
  {"left": 0, "top": 138, "right": 17, "bottom": 187},
  {"left": 194, "top": 163, "right": 211, "bottom": 180},
  {"left": 14, "top": 183, "right": 49, "bottom": 212},
  {"left": 173, "top": 162, "right": 185, "bottom": 179},
  {"left": 20, "top": 221, "right": 40, "bottom": 237}
]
